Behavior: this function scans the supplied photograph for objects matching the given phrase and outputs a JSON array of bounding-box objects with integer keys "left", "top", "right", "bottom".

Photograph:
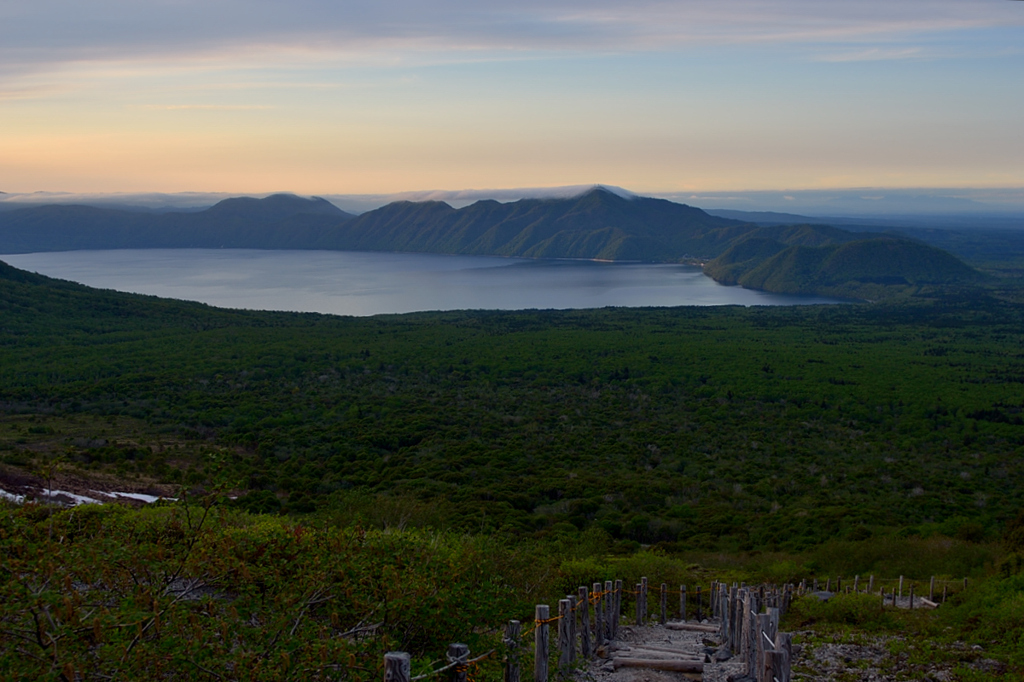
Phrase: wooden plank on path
[
  {"left": 665, "top": 621, "right": 719, "bottom": 633},
  {"left": 612, "top": 658, "right": 704, "bottom": 673}
]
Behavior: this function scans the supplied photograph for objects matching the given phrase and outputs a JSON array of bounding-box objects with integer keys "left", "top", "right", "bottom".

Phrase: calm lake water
[{"left": 3, "top": 249, "right": 842, "bottom": 316}]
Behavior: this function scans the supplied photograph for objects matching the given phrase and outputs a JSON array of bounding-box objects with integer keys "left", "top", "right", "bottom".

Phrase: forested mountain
[
  {"left": 0, "top": 194, "right": 351, "bottom": 252},
  {"left": 0, "top": 188, "right": 985, "bottom": 298}
]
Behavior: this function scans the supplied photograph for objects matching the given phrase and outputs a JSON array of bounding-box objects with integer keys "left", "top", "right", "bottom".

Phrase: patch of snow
[
  {"left": 98, "top": 490, "right": 171, "bottom": 504},
  {"left": 0, "top": 487, "right": 25, "bottom": 504},
  {"left": 42, "top": 489, "right": 104, "bottom": 506}
]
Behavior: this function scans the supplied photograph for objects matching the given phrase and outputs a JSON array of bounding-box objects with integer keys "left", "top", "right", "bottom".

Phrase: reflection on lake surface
[{"left": 2, "top": 249, "right": 844, "bottom": 316}]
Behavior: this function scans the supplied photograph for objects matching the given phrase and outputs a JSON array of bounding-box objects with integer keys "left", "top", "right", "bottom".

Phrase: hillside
[
  {"left": 0, "top": 194, "right": 352, "bottom": 252},
  {"left": 2, "top": 260, "right": 1023, "bottom": 680},
  {"left": 329, "top": 189, "right": 755, "bottom": 260},
  {"left": 704, "top": 229, "right": 986, "bottom": 298},
  {"left": 0, "top": 188, "right": 987, "bottom": 299},
  {"left": 2, "top": 258, "right": 1022, "bottom": 550}
]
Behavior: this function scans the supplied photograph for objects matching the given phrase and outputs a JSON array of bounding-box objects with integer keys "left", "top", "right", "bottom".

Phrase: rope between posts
[{"left": 410, "top": 650, "right": 495, "bottom": 681}]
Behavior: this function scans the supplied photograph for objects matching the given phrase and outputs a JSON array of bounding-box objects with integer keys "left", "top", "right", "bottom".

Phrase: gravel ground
[{"left": 574, "top": 621, "right": 743, "bottom": 682}]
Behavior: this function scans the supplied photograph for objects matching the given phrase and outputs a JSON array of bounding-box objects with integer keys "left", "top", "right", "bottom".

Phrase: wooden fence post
[
  {"left": 869, "top": 575, "right": 875, "bottom": 594},
  {"left": 774, "top": 632, "right": 792, "bottom": 682},
  {"left": 660, "top": 583, "right": 668, "bottom": 625},
  {"left": 535, "top": 605, "right": 549, "bottom": 682},
  {"left": 908, "top": 583, "right": 915, "bottom": 610},
  {"left": 578, "top": 587, "right": 591, "bottom": 658},
  {"left": 604, "top": 580, "right": 614, "bottom": 641},
  {"left": 504, "top": 621, "right": 521, "bottom": 682},
  {"left": 641, "top": 577, "right": 648, "bottom": 624},
  {"left": 613, "top": 579, "right": 623, "bottom": 638},
  {"left": 767, "top": 607, "right": 779, "bottom": 643},
  {"left": 448, "top": 643, "right": 470, "bottom": 682},
  {"left": 565, "top": 595, "right": 577, "bottom": 663},
  {"left": 680, "top": 585, "right": 687, "bottom": 622},
  {"left": 696, "top": 585, "right": 702, "bottom": 622},
  {"left": 385, "top": 652, "right": 411, "bottom": 682},
  {"left": 593, "top": 583, "right": 605, "bottom": 647},
  {"left": 558, "top": 600, "right": 572, "bottom": 678},
  {"left": 899, "top": 576, "right": 904, "bottom": 598},
  {"left": 743, "top": 592, "right": 755, "bottom": 677},
  {"left": 730, "top": 586, "right": 740, "bottom": 651},
  {"left": 755, "top": 614, "right": 773, "bottom": 682},
  {"left": 853, "top": 575, "right": 859, "bottom": 593},
  {"left": 929, "top": 576, "right": 935, "bottom": 602}
]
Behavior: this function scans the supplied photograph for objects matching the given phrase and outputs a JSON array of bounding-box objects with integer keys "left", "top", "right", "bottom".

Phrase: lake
[{"left": 2, "top": 249, "right": 843, "bottom": 316}]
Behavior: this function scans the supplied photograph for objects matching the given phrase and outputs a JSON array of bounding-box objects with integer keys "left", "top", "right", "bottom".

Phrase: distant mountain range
[{"left": 0, "top": 189, "right": 985, "bottom": 299}]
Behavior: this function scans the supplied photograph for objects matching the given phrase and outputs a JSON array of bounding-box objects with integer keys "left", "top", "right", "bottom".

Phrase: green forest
[{"left": 2, "top": 259, "right": 1024, "bottom": 679}]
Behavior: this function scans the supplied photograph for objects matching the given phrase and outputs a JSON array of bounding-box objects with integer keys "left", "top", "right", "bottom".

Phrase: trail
[{"left": 579, "top": 617, "right": 744, "bottom": 682}]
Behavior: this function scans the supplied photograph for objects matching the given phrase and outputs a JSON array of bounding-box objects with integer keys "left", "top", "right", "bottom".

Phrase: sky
[{"left": 2, "top": 0, "right": 1023, "bottom": 198}]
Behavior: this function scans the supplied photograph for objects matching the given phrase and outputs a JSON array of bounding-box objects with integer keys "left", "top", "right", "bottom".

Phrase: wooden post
[
  {"left": 578, "top": 587, "right": 591, "bottom": 658},
  {"left": 660, "top": 583, "right": 668, "bottom": 625},
  {"left": 963, "top": 577, "right": 968, "bottom": 591},
  {"left": 730, "top": 586, "right": 740, "bottom": 651},
  {"left": 763, "top": 650, "right": 785, "bottom": 682},
  {"left": 929, "top": 576, "right": 935, "bottom": 602},
  {"left": 696, "top": 585, "right": 702, "bottom": 622},
  {"left": 558, "top": 600, "right": 571, "bottom": 678},
  {"left": 680, "top": 585, "right": 687, "bottom": 621},
  {"left": 718, "top": 584, "right": 728, "bottom": 642},
  {"left": 743, "top": 592, "right": 755, "bottom": 677},
  {"left": 566, "top": 595, "right": 577, "bottom": 662},
  {"left": 755, "top": 614, "right": 773, "bottom": 682},
  {"left": 613, "top": 579, "right": 623, "bottom": 638},
  {"left": 869, "top": 575, "right": 875, "bottom": 594},
  {"left": 604, "top": 580, "right": 614, "bottom": 641},
  {"left": 767, "top": 607, "right": 779, "bottom": 642},
  {"left": 385, "top": 652, "right": 412, "bottom": 682},
  {"left": 853, "top": 575, "right": 859, "bottom": 593},
  {"left": 448, "top": 643, "right": 470, "bottom": 682},
  {"left": 908, "top": 583, "right": 915, "bottom": 610},
  {"left": 535, "top": 605, "right": 549, "bottom": 682},
  {"left": 825, "top": 577, "right": 831, "bottom": 592},
  {"left": 711, "top": 581, "right": 718, "bottom": 619},
  {"left": 593, "top": 583, "right": 604, "bottom": 647},
  {"left": 775, "top": 632, "right": 793, "bottom": 682},
  {"left": 836, "top": 576, "right": 841, "bottom": 593},
  {"left": 899, "top": 575, "right": 904, "bottom": 598},
  {"left": 641, "top": 577, "right": 648, "bottom": 624},
  {"left": 505, "top": 621, "right": 521, "bottom": 682},
  {"left": 891, "top": 587, "right": 897, "bottom": 607},
  {"left": 813, "top": 578, "right": 818, "bottom": 591}
]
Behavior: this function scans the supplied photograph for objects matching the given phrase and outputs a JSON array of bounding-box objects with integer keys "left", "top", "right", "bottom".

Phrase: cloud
[
  {"left": 815, "top": 47, "right": 925, "bottom": 62},
  {"left": 139, "top": 104, "right": 275, "bottom": 110},
  {"left": 2, "top": 0, "right": 1020, "bottom": 76}
]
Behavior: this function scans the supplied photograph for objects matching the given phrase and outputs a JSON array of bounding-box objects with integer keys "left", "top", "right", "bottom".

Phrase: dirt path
[{"left": 578, "top": 619, "right": 744, "bottom": 682}]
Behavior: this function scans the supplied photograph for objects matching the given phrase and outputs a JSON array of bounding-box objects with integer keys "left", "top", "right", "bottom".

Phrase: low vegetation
[{"left": 1, "top": 259, "right": 1023, "bottom": 679}]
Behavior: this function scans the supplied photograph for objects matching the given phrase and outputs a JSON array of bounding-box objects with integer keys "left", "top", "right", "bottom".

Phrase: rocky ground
[
  {"left": 0, "top": 464, "right": 176, "bottom": 507},
  {"left": 572, "top": 620, "right": 1005, "bottom": 682}
]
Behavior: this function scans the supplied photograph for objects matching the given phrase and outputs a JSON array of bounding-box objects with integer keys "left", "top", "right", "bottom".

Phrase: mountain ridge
[{"left": 0, "top": 188, "right": 985, "bottom": 299}]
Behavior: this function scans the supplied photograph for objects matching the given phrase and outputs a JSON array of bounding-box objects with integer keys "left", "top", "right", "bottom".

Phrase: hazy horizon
[{"left": 3, "top": 184, "right": 1024, "bottom": 218}]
